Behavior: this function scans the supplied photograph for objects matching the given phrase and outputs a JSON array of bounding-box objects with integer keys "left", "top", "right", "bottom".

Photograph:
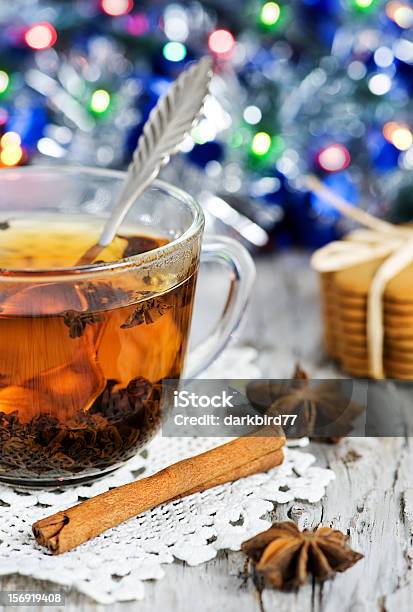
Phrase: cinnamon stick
[{"left": 33, "top": 432, "right": 285, "bottom": 554}]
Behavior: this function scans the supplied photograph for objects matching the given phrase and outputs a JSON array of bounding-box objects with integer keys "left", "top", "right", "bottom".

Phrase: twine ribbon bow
[{"left": 308, "top": 176, "right": 413, "bottom": 379}]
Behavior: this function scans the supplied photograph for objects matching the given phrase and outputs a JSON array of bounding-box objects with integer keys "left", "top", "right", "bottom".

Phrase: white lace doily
[{"left": 0, "top": 348, "right": 335, "bottom": 604}]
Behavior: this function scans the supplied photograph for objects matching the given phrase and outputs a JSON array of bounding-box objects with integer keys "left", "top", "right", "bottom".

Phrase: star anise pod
[
  {"left": 62, "top": 310, "right": 102, "bottom": 338},
  {"left": 242, "top": 521, "right": 363, "bottom": 590},
  {"left": 247, "top": 365, "right": 364, "bottom": 442},
  {"left": 121, "top": 297, "right": 172, "bottom": 328}
]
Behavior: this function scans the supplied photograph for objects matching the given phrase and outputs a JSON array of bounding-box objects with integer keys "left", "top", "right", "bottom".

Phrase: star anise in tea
[
  {"left": 62, "top": 309, "right": 102, "bottom": 338},
  {"left": 246, "top": 365, "right": 364, "bottom": 442},
  {"left": 242, "top": 521, "right": 363, "bottom": 590},
  {"left": 121, "top": 297, "right": 172, "bottom": 328}
]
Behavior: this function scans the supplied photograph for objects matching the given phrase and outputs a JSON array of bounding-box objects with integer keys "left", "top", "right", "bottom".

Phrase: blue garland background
[{"left": 1, "top": 0, "right": 413, "bottom": 249}]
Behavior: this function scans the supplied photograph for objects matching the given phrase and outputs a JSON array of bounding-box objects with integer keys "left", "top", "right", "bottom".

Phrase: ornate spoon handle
[{"left": 77, "top": 57, "right": 213, "bottom": 265}]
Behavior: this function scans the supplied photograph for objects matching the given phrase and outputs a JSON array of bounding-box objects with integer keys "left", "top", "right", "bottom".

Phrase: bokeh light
[
  {"left": 317, "top": 144, "right": 351, "bottom": 172},
  {"left": 353, "top": 0, "right": 376, "bottom": 10},
  {"left": 0, "top": 144, "right": 23, "bottom": 166},
  {"left": 0, "top": 132, "right": 21, "bottom": 148},
  {"left": 164, "top": 5, "right": 189, "bottom": 42},
  {"left": 368, "top": 73, "right": 392, "bottom": 95},
  {"left": 192, "top": 119, "right": 217, "bottom": 144},
  {"left": 374, "top": 47, "right": 394, "bottom": 68},
  {"left": 347, "top": 61, "right": 367, "bottom": 80},
  {"left": 260, "top": 2, "right": 281, "bottom": 26},
  {"left": 0, "top": 71, "right": 9, "bottom": 94},
  {"left": 251, "top": 132, "right": 272, "bottom": 156},
  {"left": 90, "top": 89, "right": 111, "bottom": 114},
  {"left": 393, "top": 39, "right": 413, "bottom": 63},
  {"left": 25, "top": 22, "right": 57, "bottom": 50},
  {"left": 383, "top": 121, "right": 399, "bottom": 141},
  {"left": 163, "top": 41, "right": 187, "bottom": 62},
  {"left": 243, "top": 105, "right": 262, "bottom": 125},
  {"left": 126, "top": 14, "right": 149, "bottom": 36},
  {"left": 383, "top": 122, "right": 413, "bottom": 150},
  {"left": 392, "top": 128, "right": 413, "bottom": 150},
  {"left": 101, "top": 0, "right": 133, "bottom": 17},
  {"left": 386, "top": 1, "right": 413, "bottom": 28},
  {"left": 0, "top": 109, "right": 8, "bottom": 126},
  {"left": 208, "top": 29, "right": 235, "bottom": 56}
]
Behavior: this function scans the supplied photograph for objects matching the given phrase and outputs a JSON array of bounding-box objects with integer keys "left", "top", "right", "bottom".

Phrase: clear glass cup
[{"left": 0, "top": 166, "right": 255, "bottom": 487}]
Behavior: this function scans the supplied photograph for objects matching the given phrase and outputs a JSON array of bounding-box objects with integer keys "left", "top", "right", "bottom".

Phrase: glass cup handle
[{"left": 185, "top": 235, "right": 256, "bottom": 378}]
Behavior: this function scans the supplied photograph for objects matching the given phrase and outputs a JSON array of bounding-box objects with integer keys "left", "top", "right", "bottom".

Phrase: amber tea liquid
[{"left": 0, "top": 215, "right": 197, "bottom": 485}]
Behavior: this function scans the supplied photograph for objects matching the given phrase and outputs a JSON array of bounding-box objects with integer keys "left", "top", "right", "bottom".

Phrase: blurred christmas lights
[
  {"left": 260, "top": 2, "right": 281, "bottom": 26},
  {"left": 243, "top": 106, "right": 262, "bottom": 125},
  {"left": 374, "top": 47, "right": 394, "bottom": 68},
  {"left": 164, "top": 5, "right": 189, "bottom": 42},
  {"left": 1, "top": 0, "right": 413, "bottom": 247},
  {"left": 383, "top": 122, "right": 413, "bottom": 150},
  {"left": 386, "top": 1, "right": 413, "bottom": 28},
  {"left": 347, "top": 61, "right": 367, "bottom": 80},
  {"left": 368, "top": 73, "right": 392, "bottom": 95},
  {"left": 126, "top": 14, "right": 149, "bottom": 36},
  {"left": 383, "top": 121, "right": 399, "bottom": 141},
  {"left": 101, "top": 0, "right": 133, "bottom": 17},
  {"left": 192, "top": 119, "right": 217, "bottom": 144},
  {"left": 163, "top": 41, "right": 187, "bottom": 62},
  {"left": 0, "top": 132, "right": 21, "bottom": 148},
  {"left": 25, "top": 22, "right": 57, "bottom": 50},
  {"left": 393, "top": 39, "right": 413, "bottom": 63},
  {"left": 352, "top": 0, "right": 376, "bottom": 11},
  {"left": 0, "top": 71, "right": 9, "bottom": 95},
  {"left": 0, "top": 141, "right": 23, "bottom": 166},
  {"left": 391, "top": 128, "right": 412, "bottom": 151},
  {"left": 90, "top": 89, "right": 111, "bottom": 114},
  {"left": 251, "top": 132, "right": 272, "bottom": 156},
  {"left": 208, "top": 29, "right": 235, "bottom": 56},
  {"left": 317, "top": 144, "right": 351, "bottom": 172}
]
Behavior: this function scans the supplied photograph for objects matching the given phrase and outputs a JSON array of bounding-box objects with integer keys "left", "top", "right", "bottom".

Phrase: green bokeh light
[
  {"left": 90, "top": 89, "right": 111, "bottom": 114},
  {"left": 351, "top": 0, "right": 376, "bottom": 12},
  {"left": 251, "top": 131, "right": 272, "bottom": 156},
  {"left": 260, "top": 2, "right": 281, "bottom": 26},
  {"left": 0, "top": 70, "right": 10, "bottom": 95},
  {"left": 163, "top": 41, "right": 187, "bottom": 62}
]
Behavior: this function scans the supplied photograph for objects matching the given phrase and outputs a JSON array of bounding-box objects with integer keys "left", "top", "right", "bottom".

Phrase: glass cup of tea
[{"left": 0, "top": 166, "right": 255, "bottom": 487}]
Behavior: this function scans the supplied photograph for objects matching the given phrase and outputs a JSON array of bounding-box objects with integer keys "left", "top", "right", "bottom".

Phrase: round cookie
[
  {"left": 334, "top": 303, "right": 413, "bottom": 328},
  {"left": 333, "top": 258, "right": 386, "bottom": 297},
  {"left": 333, "top": 256, "right": 413, "bottom": 304},
  {"left": 332, "top": 319, "right": 413, "bottom": 342},
  {"left": 336, "top": 319, "right": 367, "bottom": 334},
  {"left": 337, "top": 361, "right": 370, "bottom": 377},
  {"left": 338, "top": 336, "right": 413, "bottom": 356},
  {"left": 341, "top": 353, "right": 413, "bottom": 375},
  {"left": 385, "top": 314, "right": 413, "bottom": 327},
  {"left": 335, "top": 296, "right": 413, "bottom": 316},
  {"left": 335, "top": 335, "right": 368, "bottom": 349},
  {"left": 338, "top": 310, "right": 366, "bottom": 324},
  {"left": 385, "top": 348, "right": 413, "bottom": 363},
  {"left": 338, "top": 343, "right": 413, "bottom": 363}
]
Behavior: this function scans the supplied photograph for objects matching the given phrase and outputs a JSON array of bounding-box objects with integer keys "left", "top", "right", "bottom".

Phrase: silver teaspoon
[{"left": 77, "top": 56, "right": 213, "bottom": 266}]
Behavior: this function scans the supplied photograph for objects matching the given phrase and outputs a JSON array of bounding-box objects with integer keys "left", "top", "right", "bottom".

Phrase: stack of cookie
[{"left": 319, "top": 256, "right": 413, "bottom": 379}]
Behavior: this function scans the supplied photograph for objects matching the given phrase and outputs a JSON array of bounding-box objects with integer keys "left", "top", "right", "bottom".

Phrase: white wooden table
[{"left": 1, "top": 252, "right": 412, "bottom": 611}]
